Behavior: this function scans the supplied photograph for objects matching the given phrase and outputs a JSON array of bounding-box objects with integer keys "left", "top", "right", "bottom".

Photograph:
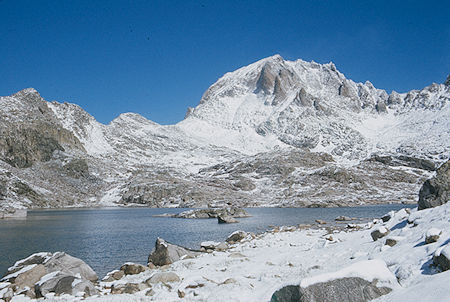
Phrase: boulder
[
  {"left": 111, "top": 282, "right": 150, "bottom": 294},
  {"left": 44, "top": 252, "right": 98, "bottom": 282},
  {"left": 315, "top": 219, "right": 327, "bottom": 225},
  {"left": 218, "top": 215, "right": 238, "bottom": 224},
  {"left": 1, "top": 252, "right": 98, "bottom": 299},
  {"left": 34, "top": 271, "right": 98, "bottom": 298},
  {"left": 148, "top": 237, "right": 202, "bottom": 266},
  {"left": 425, "top": 228, "right": 442, "bottom": 244},
  {"left": 385, "top": 238, "right": 397, "bottom": 247},
  {"left": 270, "top": 285, "right": 301, "bottom": 302},
  {"left": 226, "top": 230, "right": 249, "bottom": 243},
  {"left": 120, "top": 263, "right": 147, "bottom": 275},
  {"left": 102, "top": 270, "right": 125, "bottom": 282},
  {"left": 12, "top": 264, "right": 46, "bottom": 292},
  {"left": 200, "top": 241, "right": 228, "bottom": 252},
  {"left": 146, "top": 272, "right": 180, "bottom": 284},
  {"left": 418, "top": 160, "right": 449, "bottom": 210},
  {"left": 433, "top": 245, "right": 450, "bottom": 271},
  {"left": 371, "top": 226, "right": 390, "bottom": 241},
  {"left": 299, "top": 260, "right": 397, "bottom": 302},
  {"left": 335, "top": 216, "right": 353, "bottom": 221}
]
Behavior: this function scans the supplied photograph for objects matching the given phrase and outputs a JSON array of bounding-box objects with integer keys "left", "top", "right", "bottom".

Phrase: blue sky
[{"left": 0, "top": 0, "right": 448, "bottom": 124}]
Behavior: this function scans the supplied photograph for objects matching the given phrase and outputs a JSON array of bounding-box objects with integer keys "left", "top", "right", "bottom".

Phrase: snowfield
[{"left": 3, "top": 202, "right": 449, "bottom": 301}]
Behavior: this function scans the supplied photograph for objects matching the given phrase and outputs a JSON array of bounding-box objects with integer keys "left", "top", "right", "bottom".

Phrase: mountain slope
[{"left": 0, "top": 55, "right": 448, "bottom": 209}]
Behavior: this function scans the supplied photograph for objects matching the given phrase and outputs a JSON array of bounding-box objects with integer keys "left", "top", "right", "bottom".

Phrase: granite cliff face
[{"left": 0, "top": 55, "right": 448, "bottom": 209}]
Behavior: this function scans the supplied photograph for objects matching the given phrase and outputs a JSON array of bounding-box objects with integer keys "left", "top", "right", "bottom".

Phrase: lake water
[{"left": 0, "top": 205, "right": 413, "bottom": 278}]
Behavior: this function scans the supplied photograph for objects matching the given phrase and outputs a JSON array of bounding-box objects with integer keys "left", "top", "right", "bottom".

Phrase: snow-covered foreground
[{"left": 5, "top": 203, "right": 449, "bottom": 302}]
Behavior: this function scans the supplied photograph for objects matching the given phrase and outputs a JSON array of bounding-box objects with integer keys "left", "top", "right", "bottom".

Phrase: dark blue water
[{"left": 0, "top": 205, "right": 413, "bottom": 278}]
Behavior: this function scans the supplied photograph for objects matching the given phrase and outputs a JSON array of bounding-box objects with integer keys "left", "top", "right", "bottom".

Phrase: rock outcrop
[
  {"left": 218, "top": 215, "right": 238, "bottom": 223},
  {"left": 147, "top": 238, "right": 202, "bottom": 266},
  {"left": 271, "top": 260, "right": 397, "bottom": 302},
  {"left": 418, "top": 160, "right": 449, "bottom": 210},
  {"left": 0, "top": 252, "right": 98, "bottom": 299},
  {"left": 171, "top": 207, "right": 250, "bottom": 219},
  {"left": 433, "top": 245, "right": 450, "bottom": 271}
]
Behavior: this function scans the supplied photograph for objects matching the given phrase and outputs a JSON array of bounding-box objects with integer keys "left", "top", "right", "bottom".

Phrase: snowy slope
[{"left": 0, "top": 55, "right": 448, "bottom": 208}]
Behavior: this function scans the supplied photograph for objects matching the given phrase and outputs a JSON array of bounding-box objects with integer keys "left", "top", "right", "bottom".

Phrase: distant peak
[
  {"left": 10, "top": 88, "right": 43, "bottom": 102},
  {"left": 445, "top": 75, "right": 450, "bottom": 86},
  {"left": 12, "top": 87, "right": 40, "bottom": 97}
]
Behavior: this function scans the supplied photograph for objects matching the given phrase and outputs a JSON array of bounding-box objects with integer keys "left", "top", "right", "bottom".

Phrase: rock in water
[
  {"left": 418, "top": 160, "right": 449, "bottom": 210},
  {"left": 218, "top": 215, "right": 238, "bottom": 223},
  {"left": 147, "top": 237, "right": 202, "bottom": 266},
  {"left": 172, "top": 207, "right": 251, "bottom": 219}
]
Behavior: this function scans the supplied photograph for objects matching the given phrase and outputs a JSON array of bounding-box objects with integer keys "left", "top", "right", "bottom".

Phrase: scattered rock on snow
[
  {"left": 1, "top": 252, "right": 98, "bottom": 299},
  {"left": 270, "top": 285, "right": 300, "bottom": 302},
  {"left": 425, "top": 228, "right": 442, "bottom": 244},
  {"left": 371, "top": 226, "right": 390, "bottom": 241},
  {"left": 111, "top": 282, "right": 150, "bottom": 294},
  {"left": 299, "top": 259, "right": 397, "bottom": 302},
  {"left": 35, "top": 271, "right": 98, "bottom": 298},
  {"left": 418, "top": 160, "right": 449, "bottom": 210},
  {"left": 200, "top": 241, "right": 228, "bottom": 252},
  {"left": 226, "top": 230, "right": 250, "bottom": 243},
  {"left": 148, "top": 237, "right": 202, "bottom": 266},
  {"left": 120, "top": 263, "right": 148, "bottom": 275},
  {"left": 433, "top": 245, "right": 450, "bottom": 271},
  {"left": 146, "top": 272, "right": 180, "bottom": 284}
]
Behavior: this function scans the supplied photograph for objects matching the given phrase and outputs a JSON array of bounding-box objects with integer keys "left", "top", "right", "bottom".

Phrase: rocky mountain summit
[{"left": 0, "top": 55, "right": 448, "bottom": 209}]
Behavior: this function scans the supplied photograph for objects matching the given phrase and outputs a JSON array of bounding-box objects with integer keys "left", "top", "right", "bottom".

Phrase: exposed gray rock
[
  {"left": 44, "top": 252, "right": 98, "bottom": 282},
  {"left": 35, "top": 272, "right": 98, "bottom": 298},
  {"left": 171, "top": 207, "right": 250, "bottom": 219},
  {"left": 218, "top": 215, "right": 238, "bottom": 224},
  {"left": 299, "top": 277, "right": 392, "bottom": 302},
  {"left": 148, "top": 237, "right": 202, "bottom": 266},
  {"left": 1, "top": 252, "right": 98, "bottom": 299},
  {"left": 11, "top": 264, "right": 46, "bottom": 293},
  {"left": 371, "top": 227, "right": 390, "bottom": 241},
  {"left": 433, "top": 245, "right": 450, "bottom": 271},
  {"left": 111, "top": 282, "right": 150, "bottom": 294},
  {"left": 335, "top": 216, "right": 353, "bottom": 221},
  {"left": 120, "top": 263, "right": 148, "bottom": 275},
  {"left": 226, "top": 230, "right": 249, "bottom": 243},
  {"left": 0, "top": 207, "right": 27, "bottom": 219},
  {"left": 385, "top": 238, "right": 398, "bottom": 247},
  {"left": 418, "top": 160, "right": 449, "bottom": 210},
  {"left": 270, "top": 285, "right": 300, "bottom": 302},
  {"left": 146, "top": 272, "right": 180, "bottom": 284}
]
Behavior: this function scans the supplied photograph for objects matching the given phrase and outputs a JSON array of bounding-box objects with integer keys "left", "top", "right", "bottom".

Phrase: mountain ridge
[{"left": 0, "top": 55, "right": 448, "bottom": 210}]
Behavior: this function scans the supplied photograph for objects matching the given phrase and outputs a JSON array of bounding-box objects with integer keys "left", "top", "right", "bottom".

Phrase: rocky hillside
[{"left": 0, "top": 56, "right": 448, "bottom": 209}]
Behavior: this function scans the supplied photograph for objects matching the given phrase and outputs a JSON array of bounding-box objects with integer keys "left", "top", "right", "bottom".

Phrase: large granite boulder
[
  {"left": 1, "top": 252, "right": 98, "bottom": 299},
  {"left": 148, "top": 237, "right": 202, "bottom": 266},
  {"left": 271, "top": 260, "right": 397, "bottom": 302},
  {"left": 418, "top": 160, "right": 449, "bottom": 210},
  {"left": 35, "top": 271, "right": 98, "bottom": 298},
  {"left": 433, "top": 244, "right": 450, "bottom": 271}
]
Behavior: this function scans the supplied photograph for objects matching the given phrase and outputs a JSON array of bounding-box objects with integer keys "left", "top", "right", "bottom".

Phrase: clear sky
[{"left": 1, "top": 0, "right": 448, "bottom": 124}]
